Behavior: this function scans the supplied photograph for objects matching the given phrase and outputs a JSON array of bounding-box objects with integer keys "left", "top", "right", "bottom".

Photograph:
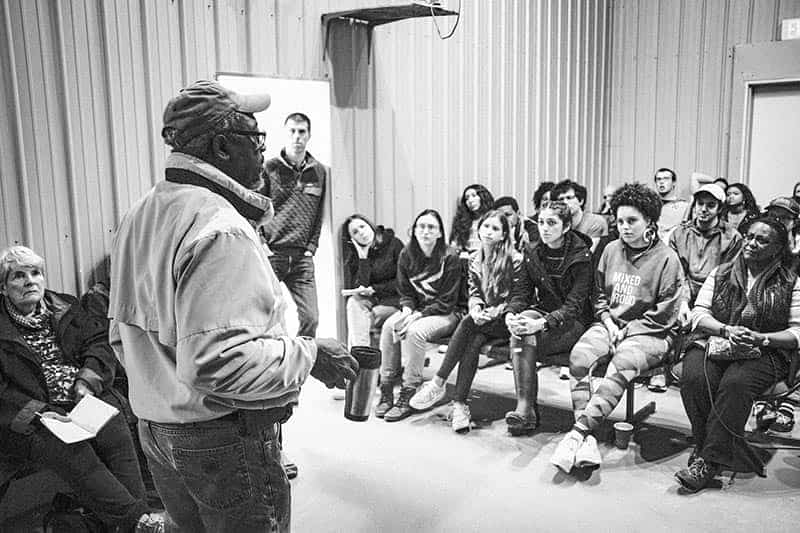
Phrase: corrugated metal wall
[
  {"left": 0, "top": 0, "right": 612, "bottom": 298},
  {"left": 0, "top": 0, "right": 382, "bottom": 295},
  {"left": 605, "top": 0, "right": 800, "bottom": 197},
  {"left": 359, "top": 0, "right": 611, "bottom": 237}
]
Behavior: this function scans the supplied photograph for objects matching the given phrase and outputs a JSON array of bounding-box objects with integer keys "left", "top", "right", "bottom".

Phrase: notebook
[{"left": 39, "top": 394, "right": 120, "bottom": 444}]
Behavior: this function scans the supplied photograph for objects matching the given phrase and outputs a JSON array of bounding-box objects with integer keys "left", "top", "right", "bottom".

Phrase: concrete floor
[
  {"left": 287, "top": 351, "right": 800, "bottom": 533},
  {"left": 4, "top": 349, "right": 800, "bottom": 532}
]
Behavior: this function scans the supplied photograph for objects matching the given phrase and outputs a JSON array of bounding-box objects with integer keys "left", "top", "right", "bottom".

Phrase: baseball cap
[
  {"left": 693, "top": 183, "right": 725, "bottom": 202},
  {"left": 161, "top": 80, "right": 271, "bottom": 148},
  {"left": 767, "top": 197, "right": 800, "bottom": 217}
]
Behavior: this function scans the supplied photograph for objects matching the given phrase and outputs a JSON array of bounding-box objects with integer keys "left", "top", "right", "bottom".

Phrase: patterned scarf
[{"left": 5, "top": 298, "right": 78, "bottom": 404}]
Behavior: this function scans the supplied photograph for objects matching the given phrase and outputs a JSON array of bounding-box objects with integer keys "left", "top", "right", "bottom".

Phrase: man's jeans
[
  {"left": 138, "top": 411, "right": 290, "bottom": 532},
  {"left": 269, "top": 251, "right": 319, "bottom": 337}
]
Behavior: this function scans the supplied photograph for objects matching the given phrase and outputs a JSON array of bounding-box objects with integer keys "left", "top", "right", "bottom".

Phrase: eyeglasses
[{"left": 228, "top": 130, "right": 266, "bottom": 151}]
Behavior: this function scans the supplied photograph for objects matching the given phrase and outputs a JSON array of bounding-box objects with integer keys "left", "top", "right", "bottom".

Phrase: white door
[{"left": 746, "top": 82, "right": 800, "bottom": 206}]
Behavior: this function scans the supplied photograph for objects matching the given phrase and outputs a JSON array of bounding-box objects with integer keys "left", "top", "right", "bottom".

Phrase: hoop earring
[{"left": 643, "top": 226, "right": 655, "bottom": 244}]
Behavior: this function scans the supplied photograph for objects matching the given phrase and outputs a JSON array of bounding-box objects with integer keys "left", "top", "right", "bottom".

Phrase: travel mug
[{"left": 344, "top": 346, "right": 382, "bottom": 421}]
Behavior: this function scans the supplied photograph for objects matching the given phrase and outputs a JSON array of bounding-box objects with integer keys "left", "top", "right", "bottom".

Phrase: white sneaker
[
  {"left": 551, "top": 430, "right": 584, "bottom": 473},
  {"left": 451, "top": 402, "right": 471, "bottom": 433},
  {"left": 574, "top": 435, "right": 602, "bottom": 468},
  {"left": 559, "top": 366, "right": 570, "bottom": 380},
  {"left": 409, "top": 380, "right": 446, "bottom": 410}
]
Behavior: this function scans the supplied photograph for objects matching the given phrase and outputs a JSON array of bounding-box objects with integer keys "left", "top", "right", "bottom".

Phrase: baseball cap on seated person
[
  {"left": 693, "top": 183, "right": 725, "bottom": 203},
  {"left": 766, "top": 197, "right": 800, "bottom": 218},
  {"left": 161, "top": 80, "right": 271, "bottom": 149}
]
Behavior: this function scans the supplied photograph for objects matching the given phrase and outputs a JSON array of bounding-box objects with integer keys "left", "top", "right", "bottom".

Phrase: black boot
[{"left": 505, "top": 341, "right": 540, "bottom": 436}]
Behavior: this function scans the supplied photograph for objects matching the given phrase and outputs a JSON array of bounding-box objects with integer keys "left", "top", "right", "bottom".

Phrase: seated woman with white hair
[{"left": 0, "top": 246, "right": 162, "bottom": 532}]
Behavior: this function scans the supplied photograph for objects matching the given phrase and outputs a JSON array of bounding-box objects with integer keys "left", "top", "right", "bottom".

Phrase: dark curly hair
[
  {"left": 532, "top": 182, "right": 555, "bottom": 210},
  {"left": 609, "top": 182, "right": 663, "bottom": 224},
  {"left": 449, "top": 184, "right": 494, "bottom": 251},
  {"left": 725, "top": 183, "right": 760, "bottom": 218}
]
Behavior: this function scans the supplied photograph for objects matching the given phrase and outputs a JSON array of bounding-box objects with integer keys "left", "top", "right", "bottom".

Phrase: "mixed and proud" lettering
[{"left": 609, "top": 271, "right": 641, "bottom": 305}]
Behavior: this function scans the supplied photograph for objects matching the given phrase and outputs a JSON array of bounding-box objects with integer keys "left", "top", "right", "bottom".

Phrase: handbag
[{"left": 705, "top": 335, "right": 761, "bottom": 361}]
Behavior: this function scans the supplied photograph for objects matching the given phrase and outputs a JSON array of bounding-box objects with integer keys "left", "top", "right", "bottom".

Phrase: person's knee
[
  {"left": 458, "top": 315, "right": 477, "bottom": 332},
  {"left": 405, "top": 321, "right": 427, "bottom": 341},
  {"left": 718, "top": 372, "right": 751, "bottom": 399},
  {"left": 569, "top": 352, "right": 591, "bottom": 379},
  {"left": 345, "top": 295, "right": 360, "bottom": 314},
  {"left": 349, "top": 294, "right": 373, "bottom": 311},
  {"left": 519, "top": 309, "right": 543, "bottom": 320}
]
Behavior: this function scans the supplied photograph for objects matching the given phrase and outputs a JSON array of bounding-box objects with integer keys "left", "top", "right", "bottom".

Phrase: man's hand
[{"left": 311, "top": 338, "right": 359, "bottom": 389}]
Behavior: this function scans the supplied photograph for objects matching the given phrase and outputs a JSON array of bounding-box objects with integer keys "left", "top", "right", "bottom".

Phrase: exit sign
[{"left": 782, "top": 18, "right": 800, "bottom": 40}]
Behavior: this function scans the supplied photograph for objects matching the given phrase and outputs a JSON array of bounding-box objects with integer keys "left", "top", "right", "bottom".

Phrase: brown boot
[
  {"left": 384, "top": 386, "right": 416, "bottom": 422},
  {"left": 505, "top": 341, "right": 540, "bottom": 436},
  {"left": 375, "top": 382, "right": 395, "bottom": 418}
]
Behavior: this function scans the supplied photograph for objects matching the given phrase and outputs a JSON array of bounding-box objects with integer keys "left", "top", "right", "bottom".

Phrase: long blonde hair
[{"left": 476, "top": 210, "right": 516, "bottom": 303}]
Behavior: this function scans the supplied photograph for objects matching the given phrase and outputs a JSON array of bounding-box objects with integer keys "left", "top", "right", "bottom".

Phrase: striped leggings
[{"left": 569, "top": 323, "right": 670, "bottom": 432}]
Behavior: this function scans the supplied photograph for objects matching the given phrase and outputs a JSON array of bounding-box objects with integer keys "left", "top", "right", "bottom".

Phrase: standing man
[
  {"left": 108, "top": 80, "right": 357, "bottom": 532},
  {"left": 552, "top": 179, "right": 608, "bottom": 251},
  {"left": 261, "top": 113, "right": 326, "bottom": 338},
  {"left": 260, "top": 112, "right": 327, "bottom": 479},
  {"left": 653, "top": 167, "right": 689, "bottom": 241}
]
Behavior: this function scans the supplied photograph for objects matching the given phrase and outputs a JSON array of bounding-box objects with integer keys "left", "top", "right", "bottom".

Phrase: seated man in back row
[{"left": 552, "top": 179, "right": 608, "bottom": 252}]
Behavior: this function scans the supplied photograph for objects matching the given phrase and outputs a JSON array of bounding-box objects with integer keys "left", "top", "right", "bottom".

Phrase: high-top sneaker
[
  {"left": 375, "top": 382, "right": 395, "bottom": 419},
  {"left": 384, "top": 386, "right": 416, "bottom": 422}
]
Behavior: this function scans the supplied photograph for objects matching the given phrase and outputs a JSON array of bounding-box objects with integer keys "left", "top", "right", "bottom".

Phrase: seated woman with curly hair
[
  {"left": 675, "top": 215, "right": 800, "bottom": 493},
  {"left": 551, "top": 183, "right": 685, "bottom": 474},
  {"left": 0, "top": 246, "right": 162, "bottom": 531},
  {"left": 449, "top": 184, "right": 494, "bottom": 257},
  {"left": 725, "top": 183, "right": 760, "bottom": 234}
]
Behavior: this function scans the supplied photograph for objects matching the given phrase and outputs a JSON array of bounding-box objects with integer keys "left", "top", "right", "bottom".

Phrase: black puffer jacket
[{"left": 343, "top": 227, "right": 405, "bottom": 307}]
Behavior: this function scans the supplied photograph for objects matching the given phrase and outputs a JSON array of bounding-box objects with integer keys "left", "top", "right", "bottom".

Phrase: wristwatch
[{"left": 761, "top": 335, "right": 771, "bottom": 347}]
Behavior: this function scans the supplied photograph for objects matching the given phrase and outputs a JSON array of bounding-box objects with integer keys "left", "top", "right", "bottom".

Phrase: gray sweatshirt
[{"left": 595, "top": 238, "right": 685, "bottom": 339}]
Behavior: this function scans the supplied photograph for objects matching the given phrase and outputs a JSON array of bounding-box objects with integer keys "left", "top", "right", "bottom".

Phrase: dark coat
[
  {"left": 507, "top": 230, "right": 594, "bottom": 330},
  {"left": 343, "top": 227, "right": 404, "bottom": 307},
  {"left": 0, "top": 290, "right": 116, "bottom": 435}
]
